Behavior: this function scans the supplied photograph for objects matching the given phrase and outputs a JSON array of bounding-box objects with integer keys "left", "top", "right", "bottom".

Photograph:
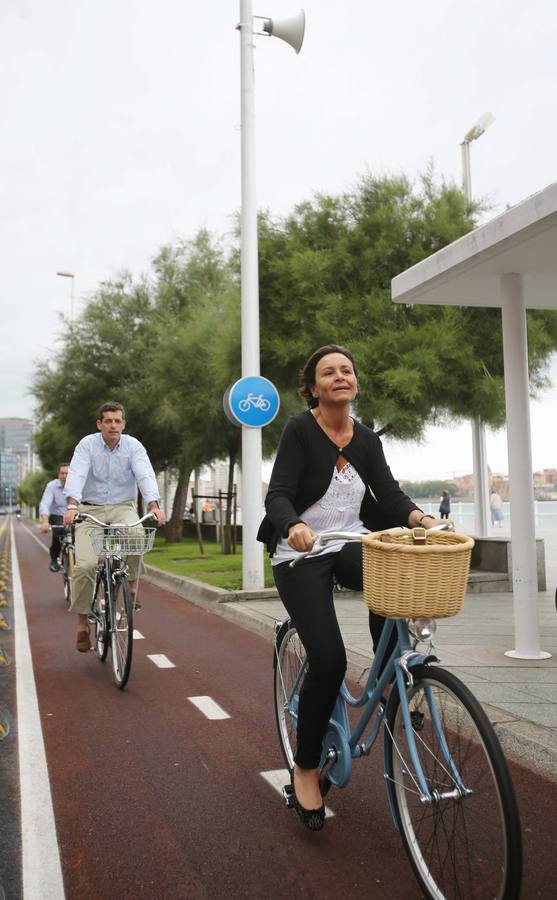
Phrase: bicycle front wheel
[
  {"left": 62, "top": 546, "right": 74, "bottom": 606},
  {"left": 385, "top": 665, "right": 522, "bottom": 900},
  {"left": 111, "top": 576, "right": 133, "bottom": 689},
  {"left": 274, "top": 622, "right": 307, "bottom": 770},
  {"left": 92, "top": 577, "right": 109, "bottom": 662}
]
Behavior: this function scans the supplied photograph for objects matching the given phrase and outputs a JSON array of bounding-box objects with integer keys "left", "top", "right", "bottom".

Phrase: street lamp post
[
  {"left": 56, "top": 270, "right": 75, "bottom": 320},
  {"left": 237, "top": 3, "right": 305, "bottom": 590},
  {"left": 460, "top": 112, "right": 495, "bottom": 537},
  {"left": 238, "top": 0, "right": 264, "bottom": 590}
]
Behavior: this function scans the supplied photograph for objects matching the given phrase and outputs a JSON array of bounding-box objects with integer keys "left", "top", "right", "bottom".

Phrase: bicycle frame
[
  {"left": 277, "top": 613, "right": 473, "bottom": 819},
  {"left": 79, "top": 511, "right": 155, "bottom": 634}
]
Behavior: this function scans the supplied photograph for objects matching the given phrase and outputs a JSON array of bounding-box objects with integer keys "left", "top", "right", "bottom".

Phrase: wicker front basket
[{"left": 361, "top": 529, "right": 475, "bottom": 619}]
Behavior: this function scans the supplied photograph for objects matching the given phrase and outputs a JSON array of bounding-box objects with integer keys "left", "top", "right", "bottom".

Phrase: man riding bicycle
[
  {"left": 64, "top": 402, "right": 166, "bottom": 652},
  {"left": 39, "top": 462, "right": 69, "bottom": 572}
]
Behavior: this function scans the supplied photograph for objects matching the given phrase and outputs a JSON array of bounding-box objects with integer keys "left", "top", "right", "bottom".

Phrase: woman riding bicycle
[{"left": 258, "top": 344, "right": 446, "bottom": 831}]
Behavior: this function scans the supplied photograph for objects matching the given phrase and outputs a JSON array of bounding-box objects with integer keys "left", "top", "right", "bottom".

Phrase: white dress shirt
[
  {"left": 64, "top": 433, "right": 160, "bottom": 505},
  {"left": 39, "top": 478, "right": 67, "bottom": 517}
]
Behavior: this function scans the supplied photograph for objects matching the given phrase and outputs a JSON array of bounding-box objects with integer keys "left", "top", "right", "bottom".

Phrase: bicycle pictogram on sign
[{"left": 223, "top": 376, "right": 280, "bottom": 428}]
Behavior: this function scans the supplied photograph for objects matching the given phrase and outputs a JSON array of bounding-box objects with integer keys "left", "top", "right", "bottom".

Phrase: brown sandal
[{"left": 76, "top": 630, "right": 91, "bottom": 652}]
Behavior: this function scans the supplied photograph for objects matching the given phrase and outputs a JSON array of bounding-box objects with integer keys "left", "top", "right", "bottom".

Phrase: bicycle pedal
[{"left": 282, "top": 784, "right": 295, "bottom": 808}]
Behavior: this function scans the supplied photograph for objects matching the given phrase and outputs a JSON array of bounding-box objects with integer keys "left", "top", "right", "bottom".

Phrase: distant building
[
  {"left": 533, "top": 468, "right": 557, "bottom": 487},
  {"left": 0, "top": 450, "right": 19, "bottom": 506},
  {"left": 453, "top": 473, "right": 474, "bottom": 496},
  {"left": 0, "top": 417, "right": 33, "bottom": 452}
]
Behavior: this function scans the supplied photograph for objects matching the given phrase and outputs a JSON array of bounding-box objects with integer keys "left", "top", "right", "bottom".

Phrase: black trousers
[
  {"left": 273, "top": 541, "right": 396, "bottom": 769},
  {"left": 48, "top": 514, "right": 64, "bottom": 562}
]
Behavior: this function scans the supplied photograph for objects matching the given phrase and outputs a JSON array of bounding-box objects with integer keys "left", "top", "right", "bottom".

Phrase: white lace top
[{"left": 271, "top": 462, "right": 369, "bottom": 566}]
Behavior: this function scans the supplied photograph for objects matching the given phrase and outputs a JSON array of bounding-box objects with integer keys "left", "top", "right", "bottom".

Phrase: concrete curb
[{"left": 143, "top": 564, "right": 557, "bottom": 783}]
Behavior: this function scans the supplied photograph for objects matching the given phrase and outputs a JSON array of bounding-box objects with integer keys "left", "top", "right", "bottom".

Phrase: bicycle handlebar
[
  {"left": 75, "top": 511, "right": 158, "bottom": 528},
  {"left": 288, "top": 523, "right": 455, "bottom": 568}
]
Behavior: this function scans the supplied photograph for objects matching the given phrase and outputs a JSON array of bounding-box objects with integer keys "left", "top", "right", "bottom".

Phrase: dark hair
[
  {"left": 298, "top": 344, "right": 359, "bottom": 408},
  {"left": 97, "top": 402, "right": 126, "bottom": 421},
  {"left": 58, "top": 462, "right": 70, "bottom": 471}
]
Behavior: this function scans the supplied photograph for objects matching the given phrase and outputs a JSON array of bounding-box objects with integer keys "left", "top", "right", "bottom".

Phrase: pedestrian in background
[
  {"left": 490, "top": 489, "right": 503, "bottom": 526},
  {"left": 439, "top": 489, "right": 451, "bottom": 520},
  {"left": 39, "top": 463, "right": 70, "bottom": 572}
]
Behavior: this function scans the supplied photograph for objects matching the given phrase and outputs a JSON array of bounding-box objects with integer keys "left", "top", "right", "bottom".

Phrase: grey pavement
[{"left": 144, "top": 564, "right": 557, "bottom": 783}]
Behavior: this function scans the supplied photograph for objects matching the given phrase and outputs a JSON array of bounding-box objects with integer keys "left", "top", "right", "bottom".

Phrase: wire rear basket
[
  {"left": 89, "top": 527, "right": 156, "bottom": 557},
  {"left": 361, "top": 529, "right": 474, "bottom": 619}
]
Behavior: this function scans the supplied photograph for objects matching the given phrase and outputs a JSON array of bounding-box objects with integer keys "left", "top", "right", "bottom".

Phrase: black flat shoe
[{"left": 291, "top": 772, "right": 325, "bottom": 832}]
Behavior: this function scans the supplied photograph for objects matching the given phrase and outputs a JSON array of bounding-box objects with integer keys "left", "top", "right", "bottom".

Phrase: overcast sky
[{"left": 1, "top": 0, "right": 556, "bottom": 479}]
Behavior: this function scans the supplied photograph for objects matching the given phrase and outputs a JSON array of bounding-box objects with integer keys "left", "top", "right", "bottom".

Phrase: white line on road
[
  {"left": 147, "top": 653, "right": 175, "bottom": 668},
  {"left": 19, "top": 521, "right": 49, "bottom": 554},
  {"left": 11, "top": 520, "right": 66, "bottom": 898},
  {"left": 188, "top": 696, "right": 231, "bottom": 720},
  {"left": 133, "top": 630, "right": 144, "bottom": 640},
  {"left": 260, "top": 769, "right": 335, "bottom": 817}
]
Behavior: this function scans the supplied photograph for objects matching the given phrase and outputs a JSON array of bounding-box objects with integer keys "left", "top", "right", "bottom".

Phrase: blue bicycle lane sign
[{"left": 223, "top": 376, "right": 280, "bottom": 428}]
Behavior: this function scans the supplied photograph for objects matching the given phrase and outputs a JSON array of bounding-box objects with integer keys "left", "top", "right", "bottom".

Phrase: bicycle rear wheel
[
  {"left": 111, "top": 576, "right": 133, "bottom": 689},
  {"left": 92, "top": 576, "right": 109, "bottom": 662},
  {"left": 385, "top": 665, "right": 522, "bottom": 900},
  {"left": 274, "top": 621, "right": 307, "bottom": 770}
]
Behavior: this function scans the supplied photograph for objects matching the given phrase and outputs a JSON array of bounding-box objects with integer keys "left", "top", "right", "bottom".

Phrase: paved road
[{"left": 3, "top": 518, "right": 557, "bottom": 898}]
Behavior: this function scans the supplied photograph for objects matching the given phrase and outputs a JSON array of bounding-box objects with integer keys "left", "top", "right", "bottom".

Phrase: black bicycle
[
  {"left": 51, "top": 524, "right": 75, "bottom": 606},
  {"left": 77, "top": 511, "right": 157, "bottom": 688}
]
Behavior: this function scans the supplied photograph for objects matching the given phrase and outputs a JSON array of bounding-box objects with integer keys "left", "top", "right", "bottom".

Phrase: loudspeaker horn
[{"left": 262, "top": 10, "right": 305, "bottom": 54}]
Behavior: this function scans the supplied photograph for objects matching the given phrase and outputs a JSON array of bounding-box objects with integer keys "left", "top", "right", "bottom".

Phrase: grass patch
[{"left": 146, "top": 534, "right": 275, "bottom": 590}]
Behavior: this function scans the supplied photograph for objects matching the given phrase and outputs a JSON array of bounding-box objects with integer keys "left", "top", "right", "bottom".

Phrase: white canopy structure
[{"left": 392, "top": 182, "right": 557, "bottom": 660}]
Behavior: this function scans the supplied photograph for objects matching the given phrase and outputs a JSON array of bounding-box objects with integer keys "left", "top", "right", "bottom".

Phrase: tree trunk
[
  {"left": 165, "top": 454, "right": 192, "bottom": 543},
  {"left": 222, "top": 434, "right": 239, "bottom": 554},
  {"left": 222, "top": 447, "right": 237, "bottom": 554}
]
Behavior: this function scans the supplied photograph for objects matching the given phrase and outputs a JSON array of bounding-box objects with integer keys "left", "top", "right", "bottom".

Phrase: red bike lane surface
[{"left": 14, "top": 522, "right": 557, "bottom": 899}]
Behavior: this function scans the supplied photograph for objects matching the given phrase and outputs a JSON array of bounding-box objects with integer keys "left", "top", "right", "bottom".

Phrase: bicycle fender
[
  {"left": 409, "top": 653, "right": 439, "bottom": 670},
  {"left": 272, "top": 618, "right": 291, "bottom": 669}
]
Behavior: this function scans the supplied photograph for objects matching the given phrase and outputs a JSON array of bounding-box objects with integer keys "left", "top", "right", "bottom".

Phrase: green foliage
[
  {"left": 18, "top": 469, "right": 50, "bottom": 510},
  {"left": 30, "top": 167, "right": 557, "bottom": 531},
  {"left": 257, "top": 170, "right": 557, "bottom": 437}
]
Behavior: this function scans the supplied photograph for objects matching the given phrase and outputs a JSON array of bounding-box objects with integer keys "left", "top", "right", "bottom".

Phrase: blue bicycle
[{"left": 273, "top": 529, "right": 522, "bottom": 900}]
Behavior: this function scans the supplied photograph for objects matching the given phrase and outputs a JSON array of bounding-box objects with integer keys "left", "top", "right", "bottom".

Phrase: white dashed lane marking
[
  {"left": 19, "top": 522, "right": 49, "bottom": 553},
  {"left": 147, "top": 653, "right": 175, "bottom": 668},
  {"left": 188, "top": 696, "right": 231, "bottom": 720},
  {"left": 133, "top": 630, "right": 144, "bottom": 640},
  {"left": 260, "top": 769, "right": 335, "bottom": 817}
]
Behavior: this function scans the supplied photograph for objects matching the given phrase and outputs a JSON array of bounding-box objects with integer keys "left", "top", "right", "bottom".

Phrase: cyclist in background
[
  {"left": 258, "top": 344, "right": 446, "bottom": 830},
  {"left": 64, "top": 402, "right": 166, "bottom": 653},
  {"left": 39, "top": 462, "right": 70, "bottom": 572}
]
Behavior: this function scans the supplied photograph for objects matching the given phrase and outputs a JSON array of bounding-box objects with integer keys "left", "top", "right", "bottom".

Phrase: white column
[
  {"left": 500, "top": 273, "right": 550, "bottom": 659},
  {"left": 471, "top": 418, "right": 490, "bottom": 536},
  {"left": 239, "top": 0, "right": 264, "bottom": 590}
]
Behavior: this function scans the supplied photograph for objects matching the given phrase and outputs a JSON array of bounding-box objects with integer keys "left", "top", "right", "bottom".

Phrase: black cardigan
[{"left": 257, "top": 410, "right": 420, "bottom": 556}]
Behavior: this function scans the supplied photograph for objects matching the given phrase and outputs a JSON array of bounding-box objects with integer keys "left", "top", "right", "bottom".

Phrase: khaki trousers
[{"left": 69, "top": 501, "right": 143, "bottom": 614}]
